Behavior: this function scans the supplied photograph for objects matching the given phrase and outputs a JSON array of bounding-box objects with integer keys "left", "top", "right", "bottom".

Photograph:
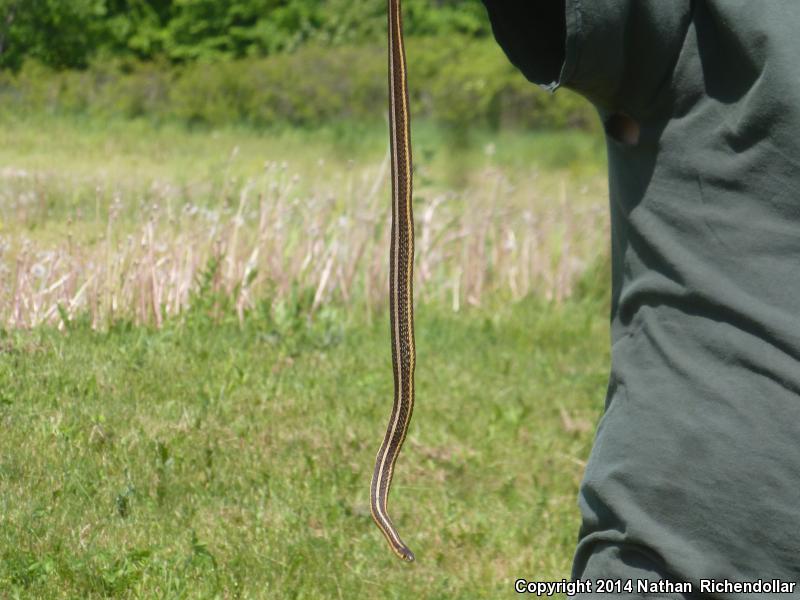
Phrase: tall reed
[{"left": 0, "top": 156, "right": 608, "bottom": 330}]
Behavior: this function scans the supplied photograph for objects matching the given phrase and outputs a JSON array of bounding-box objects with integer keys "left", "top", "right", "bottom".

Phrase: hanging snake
[{"left": 369, "top": 0, "right": 416, "bottom": 562}]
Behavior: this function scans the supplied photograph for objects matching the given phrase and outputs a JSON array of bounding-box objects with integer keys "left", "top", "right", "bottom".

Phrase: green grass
[
  {"left": 0, "top": 114, "right": 609, "bottom": 328},
  {"left": 0, "top": 112, "right": 612, "bottom": 597},
  {"left": 0, "top": 276, "right": 610, "bottom": 598},
  {"left": 0, "top": 114, "right": 606, "bottom": 248},
  {"left": 0, "top": 113, "right": 605, "bottom": 200}
]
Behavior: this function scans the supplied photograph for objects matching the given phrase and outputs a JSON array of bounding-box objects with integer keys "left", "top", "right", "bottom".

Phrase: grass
[
  {"left": 0, "top": 114, "right": 606, "bottom": 196},
  {"left": 0, "top": 115, "right": 609, "bottom": 329},
  {"left": 0, "top": 113, "right": 613, "bottom": 597},
  {"left": 0, "top": 279, "right": 610, "bottom": 598}
]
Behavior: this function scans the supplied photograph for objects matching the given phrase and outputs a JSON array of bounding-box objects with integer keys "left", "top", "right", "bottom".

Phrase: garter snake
[{"left": 369, "top": 0, "right": 416, "bottom": 562}]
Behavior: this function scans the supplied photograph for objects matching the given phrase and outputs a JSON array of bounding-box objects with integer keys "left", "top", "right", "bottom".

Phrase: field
[{"left": 0, "top": 115, "right": 612, "bottom": 598}]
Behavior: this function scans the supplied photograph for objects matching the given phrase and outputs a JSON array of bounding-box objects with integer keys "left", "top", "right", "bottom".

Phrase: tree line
[{"left": 0, "top": 0, "right": 490, "bottom": 71}]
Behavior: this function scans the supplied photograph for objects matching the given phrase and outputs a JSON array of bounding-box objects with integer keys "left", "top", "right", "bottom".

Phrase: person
[{"left": 480, "top": 2, "right": 800, "bottom": 598}]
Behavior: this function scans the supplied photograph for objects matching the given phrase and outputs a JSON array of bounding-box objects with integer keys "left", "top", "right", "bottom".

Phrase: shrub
[{"left": 0, "top": 37, "right": 596, "bottom": 131}]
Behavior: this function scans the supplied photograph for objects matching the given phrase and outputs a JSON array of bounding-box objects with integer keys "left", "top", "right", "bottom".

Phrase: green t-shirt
[{"left": 483, "top": 2, "right": 800, "bottom": 598}]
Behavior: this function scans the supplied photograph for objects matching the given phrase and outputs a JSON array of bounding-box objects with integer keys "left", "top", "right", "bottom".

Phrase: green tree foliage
[
  {"left": 0, "top": 0, "right": 491, "bottom": 70},
  {"left": 0, "top": 1, "right": 596, "bottom": 132},
  {"left": 0, "top": 0, "right": 109, "bottom": 70}
]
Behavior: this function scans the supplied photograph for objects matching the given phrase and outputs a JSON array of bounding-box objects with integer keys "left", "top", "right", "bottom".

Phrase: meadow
[{"left": 0, "top": 114, "right": 612, "bottom": 598}]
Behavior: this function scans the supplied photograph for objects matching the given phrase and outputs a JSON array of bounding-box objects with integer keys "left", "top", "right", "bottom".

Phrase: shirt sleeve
[
  {"left": 482, "top": 0, "right": 693, "bottom": 116},
  {"left": 482, "top": 1, "right": 567, "bottom": 92}
]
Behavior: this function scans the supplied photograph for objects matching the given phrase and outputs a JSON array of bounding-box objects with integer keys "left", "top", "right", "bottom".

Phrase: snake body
[{"left": 369, "top": 0, "right": 416, "bottom": 563}]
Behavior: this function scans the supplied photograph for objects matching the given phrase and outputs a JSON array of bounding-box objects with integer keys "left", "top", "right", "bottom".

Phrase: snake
[{"left": 369, "top": 0, "right": 416, "bottom": 563}]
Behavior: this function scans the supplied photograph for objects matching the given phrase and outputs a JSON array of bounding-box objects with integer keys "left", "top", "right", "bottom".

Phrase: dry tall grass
[{"left": 0, "top": 151, "right": 608, "bottom": 330}]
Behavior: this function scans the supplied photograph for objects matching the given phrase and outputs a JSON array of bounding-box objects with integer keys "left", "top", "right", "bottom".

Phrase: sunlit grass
[
  {"left": 0, "top": 281, "right": 610, "bottom": 598},
  {"left": 0, "top": 116, "right": 608, "bottom": 329},
  {"left": 0, "top": 114, "right": 606, "bottom": 195},
  {"left": 0, "top": 114, "right": 612, "bottom": 598}
]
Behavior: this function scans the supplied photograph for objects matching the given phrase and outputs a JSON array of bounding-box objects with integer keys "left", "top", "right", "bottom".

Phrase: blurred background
[{"left": 0, "top": 1, "right": 612, "bottom": 598}]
